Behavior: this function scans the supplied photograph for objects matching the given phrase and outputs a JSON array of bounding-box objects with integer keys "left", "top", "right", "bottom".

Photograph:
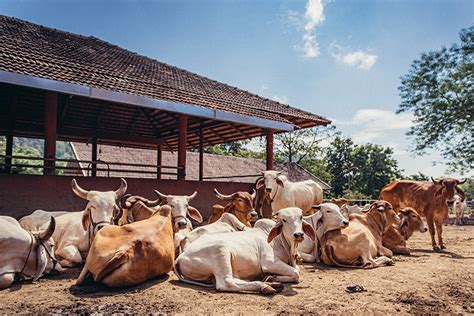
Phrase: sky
[{"left": 1, "top": 0, "right": 472, "bottom": 177}]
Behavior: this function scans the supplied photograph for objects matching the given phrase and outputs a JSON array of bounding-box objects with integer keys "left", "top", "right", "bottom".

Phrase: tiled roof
[
  {"left": 0, "top": 15, "right": 330, "bottom": 128},
  {"left": 68, "top": 142, "right": 331, "bottom": 190}
]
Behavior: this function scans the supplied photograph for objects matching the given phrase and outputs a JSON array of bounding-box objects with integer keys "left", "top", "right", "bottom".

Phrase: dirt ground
[{"left": 0, "top": 224, "right": 472, "bottom": 314}]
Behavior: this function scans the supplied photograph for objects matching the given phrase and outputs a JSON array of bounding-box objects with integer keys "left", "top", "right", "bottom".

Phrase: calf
[
  {"left": 208, "top": 189, "right": 258, "bottom": 226},
  {"left": 382, "top": 207, "right": 427, "bottom": 255},
  {"left": 76, "top": 203, "right": 175, "bottom": 288},
  {"left": 453, "top": 194, "right": 466, "bottom": 225},
  {"left": 320, "top": 201, "right": 399, "bottom": 269},
  {"left": 298, "top": 203, "right": 349, "bottom": 263},
  {"left": 174, "top": 207, "right": 315, "bottom": 294},
  {"left": 0, "top": 216, "right": 57, "bottom": 289}
]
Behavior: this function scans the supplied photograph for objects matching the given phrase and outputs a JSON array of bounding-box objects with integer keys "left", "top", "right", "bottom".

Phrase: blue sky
[{"left": 1, "top": 0, "right": 472, "bottom": 177}]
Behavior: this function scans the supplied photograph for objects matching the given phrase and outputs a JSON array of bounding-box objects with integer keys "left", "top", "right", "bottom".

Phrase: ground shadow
[
  {"left": 410, "top": 248, "right": 473, "bottom": 259},
  {"left": 69, "top": 274, "right": 169, "bottom": 298}
]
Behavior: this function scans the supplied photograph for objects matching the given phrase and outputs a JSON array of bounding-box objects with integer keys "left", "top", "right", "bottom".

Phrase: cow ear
[
  {"left": 82, "top": 209, "right": 91, "bottom": 231},
  {"left": 276, "top": 178, "right": 284, "bottom": 187},
  {"left": 256, "top": 178, "right": 264, "bottom": 190},
  {"left": 313, "top": 211, "right": 323, "bottom": 230},
  {"left": 399, "top": 208, "right": 408, "bottom": 216},
  {"left": 267, "top": 222, "right": 283, "bottom": 243},
  {"left": 303, "top": 220, "right": 315, "bottom": 241},
  {"left": 34, "top": 246, "right": 48, "bottom": 281},
  {"left": 187, "top": 206, "right": 203, "bottom": 223}
]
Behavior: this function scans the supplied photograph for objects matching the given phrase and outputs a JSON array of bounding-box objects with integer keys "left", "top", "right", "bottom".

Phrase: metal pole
[{"left": 44, "top": 91, "right": 57, "bottom": 175}]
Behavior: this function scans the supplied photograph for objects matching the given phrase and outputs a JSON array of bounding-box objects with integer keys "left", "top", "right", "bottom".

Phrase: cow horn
[
  {"left": 120, "top": 194, "right": 133, "bottom": 209},
  {"left": 187, "top": 191, "right": 198, "bottom": 201},
  {"left": 250, "top": 189, "right": 256, "bottom": 200},
  {"left": 214, "top": 188, "right": 233, "bottom": 201},
  {"left": 430, "top": 177, "right": 441, "bottom": 184},
  {"left": 144, "top": 197, "right": 161, "bottom": 207},
  {"left": 71, "top": 179, "right": 89, "bottom": 200},
  {"left": 458, "top": 178, "right": 467, "bottom": 184},
  {"left": 38, "top": 216, "right": 56, "bottom": 241},
  {"left": 154, "top": 190, "right": 169, "bottom": 202},
  {"left": 114, "top": 178, "right": 128, "bottom": 199}
]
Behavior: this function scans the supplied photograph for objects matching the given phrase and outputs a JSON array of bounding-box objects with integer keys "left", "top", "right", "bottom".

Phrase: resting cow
[
  {"left": 382, "top": 207, "right": 427, "bottom": 255},
  {"left": 330, "top": 198, "right": 349, "bottom": 208},
  {"left": 340, "top": 204, "right": 370, "bottom": 217},
  {"left": 76, "top": 203, "right": 175, "bottom": 288},
  {"left": 208, "top": 189, "right": 258, "bottom": 226},
  {"left": 320, "top": 201, "right": 399, "bottom": 269},
  {"left": 298, "top": 203, "right": 349, "bottom": 263},
  {"left": 256, "top": 170, "right": 323, "bottom": 216},
  {"left": 174, "top": 207, "right": 315, "bottom": 294},
  {"left": 0, "top": 216, "right": 57, "bottom": 289},
  {"left": 453, "top": 194, "right": 466, "bottom": 225},
  {"left": 19, "top": 178, "right": 127, "bottom": 267},
  {"left": 380, "top": 177, "right": 466, "bottom": 250}
]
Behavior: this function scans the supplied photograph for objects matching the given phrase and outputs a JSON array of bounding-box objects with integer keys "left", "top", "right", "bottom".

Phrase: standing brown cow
[{"left": 380, "top": 177, "right": 466, "bottom": 251}]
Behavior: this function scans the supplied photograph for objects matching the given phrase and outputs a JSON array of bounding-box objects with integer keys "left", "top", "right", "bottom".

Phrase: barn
[{"left": 0, "top": 15, "right": 330, "bottom": 218}]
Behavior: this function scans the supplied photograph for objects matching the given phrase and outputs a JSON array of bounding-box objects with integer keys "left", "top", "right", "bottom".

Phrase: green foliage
[
  {"left": 204, "top": 140, "right": 265, "bottom": 159},
  {"left": 398, "top": 26, "right": 474, "bottom": 172},
  {"left": 458, "top": 178, "right": 474, "bottom": 200},
  {"left": 342, "top": 189, "right": 372, "bottom": 201},
  {"left": 403, "top": 172, "right": 429, "bottom": 181},
  {"left": 326, "top": 137, "right": 355, "bottom": 197}
]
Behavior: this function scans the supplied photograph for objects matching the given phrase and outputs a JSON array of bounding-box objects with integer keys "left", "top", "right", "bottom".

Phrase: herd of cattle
[{"left": 0, "top": 171, "right": 468, "bottom": 294}]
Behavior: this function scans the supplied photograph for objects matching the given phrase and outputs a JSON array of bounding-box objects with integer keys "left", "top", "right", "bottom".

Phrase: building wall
[{"left": 0, "top": 174, "right": 253, "bottom": 220}]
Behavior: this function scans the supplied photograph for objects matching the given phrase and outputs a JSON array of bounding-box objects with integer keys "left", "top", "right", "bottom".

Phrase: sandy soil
[{"left": 0, "top": 224, "right": 472, "bottom": 314}]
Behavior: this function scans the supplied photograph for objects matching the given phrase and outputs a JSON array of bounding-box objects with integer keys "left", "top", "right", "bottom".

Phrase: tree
[
  {"left": 398, "top": 26, "right": 474, "bottom": 172},
  {"left": 403, "top": 172, "right": 429, "bottom": 181},
  {"left": 351, "top": 144, "right": 402, "bottom": 198},
  {"left": 326, "top": 136, "right": 354, "bottom": 197}
]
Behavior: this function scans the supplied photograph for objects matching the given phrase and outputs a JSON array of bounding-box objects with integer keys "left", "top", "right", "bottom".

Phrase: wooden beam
[
  {"left": 266, "top": 129, "right": 274, "bottom": 171},
  {"left": 44, "top": 91, "right": 58, "bottom": 175},
  {"left": 177, "top": 114, "right": 187, "bottom": 180}
]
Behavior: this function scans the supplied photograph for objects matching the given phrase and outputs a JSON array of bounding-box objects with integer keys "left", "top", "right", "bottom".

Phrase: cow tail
[
  {"left": 173, "top": 260, "right": 214, "bottom": 288},
  {"left": 95, "top": 251, "right": 129, "bottom": 283},
  {"left": 327, "top": 245, "right": 364, "bottom": 269}
]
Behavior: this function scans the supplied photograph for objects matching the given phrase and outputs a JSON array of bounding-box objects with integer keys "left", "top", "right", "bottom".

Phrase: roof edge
[{"left": 0, "top": 70, "right": 295, "bottom": 132}]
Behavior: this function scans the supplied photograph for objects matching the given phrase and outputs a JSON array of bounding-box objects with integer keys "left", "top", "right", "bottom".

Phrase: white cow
[
  {"left": 176, "top": 213, "right": 249, "bottom": 252},
  {"left": 174, "top": 207, "right": 315, "bottom": 294},
  {"left": 340, "top": 204, "right": 370, "bottom": 217},
  {"left": 0, "top": 216, "right": 58, "bottom": 289},
  {"left": 19, "top": 178, "right": 127, "bottom": 267},
  {"left": 298, "top": 203, "right": 349, "bottom": 263},
  {"left": 256, "top": 170, "right": 323, "bottom": 216},
  {"left": 453, "top": 194, "right": 466, "bottom": 225}
]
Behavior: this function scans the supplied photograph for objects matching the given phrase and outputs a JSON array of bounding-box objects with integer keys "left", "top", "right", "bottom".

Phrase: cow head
[
  {"left": 431, "top": 177, "right": 466, "bottom": 206},
  {"left": 32, "top": 217, "right": 58, "bottom": 280},
  {"left": 71, "top": 178, "right": 127, "bottom": 236},
  {"left": 330, "top": 197, "right": 349, "bottom": 208},
  {"left": 214, "top": 189, "right": 258, "bottom": 222},
  {"left": 268, "top": 207, "right": 315, "bottom": 244},
  {"left": 256, "top": 170, "right": 285, "bottom": 198},
  {"left": 368, "top": 200, "right": 399, "bottom": 233},
  {"left": 340, "top": 204, "right": 364, "bottom": 216},
  {"left": 453, "top": 194, "right": 465, "bottom": 209},
  {"left": 399, "top": 207, "right": 427, "bottom": 239},
  {"left": 118, "top": 194, "right": 161, "bottom": 225},
  {"left": 311, "top": 203, "right": 348, "bottom": 241},
  {"left": 154, "top": 190, "right": 203, "bottom": 231}
]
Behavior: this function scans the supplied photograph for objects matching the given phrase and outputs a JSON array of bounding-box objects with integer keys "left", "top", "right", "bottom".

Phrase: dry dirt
[{"left": 0, "top": 224, "right": 473, "bottom": 314}]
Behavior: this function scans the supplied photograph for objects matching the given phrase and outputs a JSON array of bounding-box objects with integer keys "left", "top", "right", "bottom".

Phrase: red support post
[
  {"left": 199, "top": 124, "right": 204, "bottom": 181},
  {"left": 157, "top": 144, "right": 162, "bottom": 179},
  {"left": 177, "top": 114, "right": 188, "bottom": 180},
  {"left": 266, "top": 129, "right": 274, "bottom": 171},
  {"left": 44, "top": 91, "right": 57, "bottom": 175},
  {"left": 91, "top": 137, "right": 97, "bottom": 177}
]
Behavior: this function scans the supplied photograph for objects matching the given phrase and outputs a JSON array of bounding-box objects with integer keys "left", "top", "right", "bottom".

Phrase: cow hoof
[
  {"left": 260, "top": 284, "right": 277, "bottom": 295},
  {"left": 363, "top": 263, "right": 374, "bottom": 269},
  {"left": 440, "top": 245, "right": 446, "bottom": 250},
  {"left": 433, "top": 245, "right": 441, "bottom": 252},
  {"left": 267, "top": 282, "right": 284, "bottom": 293},
  {"left": 386, "top": 259, "right": 395, "bottom": 266}
]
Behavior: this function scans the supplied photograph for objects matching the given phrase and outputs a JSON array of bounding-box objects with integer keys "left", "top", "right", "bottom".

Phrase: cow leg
[
  {"left": 299, "top": 251, "right": 317, "bottom": 263},
  {"left": 263, "top": 261, "right": 300, "bottom": 283},
  {"left": 215, "top": 276, "right": 280, "bottom": 295},
  {"left": 425, "top": 213, "right": 439, "bottom": 250},
  {"left": 435, "top": 219, "right": 445, "bottom": 249},
  {"left": 76, "top": 265, "right": 91, "bottom": 285},
  {"left": 377, "top": 244, "right": 393, "bottom": 258},
  {"left": 56, "top": 245, "right": 83, "bottom": 267},
  {"left": 0, "top": 273, "right": 14, "bottom": 290},
  {"left": 392, "top": 246, "right": 410, "bottom": 256}
]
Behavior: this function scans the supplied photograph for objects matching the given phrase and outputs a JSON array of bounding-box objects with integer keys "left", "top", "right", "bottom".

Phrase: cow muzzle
[
  {"left": 447, "top": 200, "right": 454, "bottom": 207},
  {"left": 293, "top": 232, "right": 304, "bottom": 242},
  {"left": 247, "top": 211, "right": 259, "bottom": 221},
  {"left": 342, "top": 220, "right": 349, "bottom": 227},
  {"left": 265, "top": 188, "right": 272, "bottom": 194},
  {"left": 176, "top": 219, "right": 187, "bottom": 229}
]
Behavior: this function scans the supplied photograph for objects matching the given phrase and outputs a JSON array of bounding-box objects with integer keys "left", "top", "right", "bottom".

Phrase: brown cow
[
  {"left": 254, "top": 177, "right": 274, "bottom": 219},
  {"left": 76, "top": 202, "right": 174, "bottom": 288},
  {"left": 380, "top": 177, "right": 466, "bottom": 251},
  {"left": 320, "top": 200, "right": 399, "bottom": 269},
  {"left": 382, "top": 207, "right": 427, "bottom": 255},
  {"left": 330, "top": 197, "right": 349, "bottom": 208},
  {"left": 208, "top": 189, "right": 258, "bottom": 226}
]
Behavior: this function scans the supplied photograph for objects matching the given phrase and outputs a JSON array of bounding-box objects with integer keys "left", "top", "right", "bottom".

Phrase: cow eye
[
  {"left": 327, "top": 210, "right": 330, "bottom": 213},
  {"left": 300, "top": 216, "right": 303, "bottom": 220},
  {"left": 282, "top": 219, "right": 287, "bottom": 223}
]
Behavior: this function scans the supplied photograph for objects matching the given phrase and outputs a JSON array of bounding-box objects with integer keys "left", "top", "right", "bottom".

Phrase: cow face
[
  {"left": 431, "top": 177, "right": 466, "bottom": 206},
  {"left": 453, "top": 194, "right": 464, "bottom": 209},
  {"left": 214, "top": 189, "right": 258, "bottom": 222},
  {"left": 154, "top": 191, "right": 203, "bottom": 231},
  {"left": 268, "top": 207, "right": 315, "bottom": 243},
  {"left": 370, "top": 200, "right": 399, "bottom": 232},
  {"left": 32, "top": 217, "right": 60, "bottom": 280},
  {"left": 312, "top": 203, "right": 348, "bottom": 239},
  {"left": 72, "top": 178, "right": 127, "bottom": 236},
  {"left": 399, "top": 207, "right": 427, "bottom": 236},
  {"left": 257, "top": 170, "right": 284, "bottom": 198}
]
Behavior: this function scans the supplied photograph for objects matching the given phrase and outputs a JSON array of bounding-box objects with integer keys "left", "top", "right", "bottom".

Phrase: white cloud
[
  {"left": 329, "top": 42, "right": 379, "bottom": 70},
  {"left": 260, "top": 84, "right": 269, "bottom": 91},
  {"left": 272, "top": 95, "right": 289, "bottom": 104},
  {"left": 304, "top": 0, "right": 326, "bottom": 31}
]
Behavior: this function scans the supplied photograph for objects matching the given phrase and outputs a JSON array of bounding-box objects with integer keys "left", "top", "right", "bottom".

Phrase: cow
[
  {"left": 382, "top": 207, "right": 427, "bottom": 255},
  {"left": 208, "top": 189, "right": 258, "bottom": 226},
  {"left": 256, "top": 170, "right": 323, "bottom": 216},
  {"left": 153, "top": 190, "right": 203, "bottom": 231},
  {"left": 330, "top": 198, "right": 349, "bottom": 208},
  {"left": 380, "top": 177, "right": 466, "bottom": 251},
  {"left": 319, "top": 201, "right": 399, "bottom": 269},
  {"left": 177, "top": 212, "right": 249, "bottom": 252},
  {"left": 0, "top": 216, "right": 57, "bottom": 289},
  {"left": 76, "top": 203, "right": 175, "bottom": 288},
  {"left": 340, "top": 204, "right": 370, "bottom": 217},
  {"left": 18, "top": 210, "right": 69, "bottom": 231},
  {"left": 298, "top": 203, "right": 349, "bottom": 263},
  {"left": 254, "top": 179, "right": 273, "bottom": 219},
  {"left": 453, "top": 194, "right": 467, "bottom": 225},
  {"left": 19, "top": 178, "right": 127, "bottom": 267},
  {"left": 174, "top": 207, "right": 315, "bottom": 294}
]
